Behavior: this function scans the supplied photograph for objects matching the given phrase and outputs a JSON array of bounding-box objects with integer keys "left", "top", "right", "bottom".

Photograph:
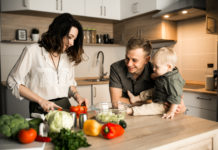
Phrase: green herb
[{"left": 49, "top": 129, "right": 91, "bottom": 150}]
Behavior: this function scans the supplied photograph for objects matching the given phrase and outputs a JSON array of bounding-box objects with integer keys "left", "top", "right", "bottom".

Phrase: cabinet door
[
  {"left": 85, "top": 0, "right": 102, "bottom": 18},
  {"left": 93, "top": 84, "right": 111, "bottom": 105},
  {"left": 186, "top": 105, "right": 217, "bottom": 121},
  {"left": 62, "top": 0, "right": 85, "bottom": 16},
  {"left": 69, "top": 85, "right": 92, "bottom": 107},
  {"left": 28, "top": 0, "right": 59, "bottom": 13},
  {"left": 102, "top": 0, "right": 120, "bottom": 20},
  {"left": 184, "top": 92, "right": 217, "bottom": 111},
  {"left": 1, "top": 0, "right": 25, "bottom": 11},
  {"left": 85, "top": 0, "right": 120, "bottom": 20}
]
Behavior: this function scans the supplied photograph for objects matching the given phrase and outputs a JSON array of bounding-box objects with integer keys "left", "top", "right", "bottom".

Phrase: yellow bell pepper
[{"left": 83, "top": 119, "right": 102, "bottom": 136}]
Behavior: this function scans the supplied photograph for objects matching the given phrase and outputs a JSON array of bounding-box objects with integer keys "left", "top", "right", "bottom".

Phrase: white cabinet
[
  {"left": 61, "top": 0, "right": 85, "bottom": 16},
  {"left": 1, "top": 0, "right": 85, "bottom": 16},
  {"left": 120, "top": 0, "right": 174, "bottom": 19},
  {"left": 70, "top": 85, "right": 92, "bottom": 107},
  {"left": 184, "top": 91, "right": 217, "bottom": 121},
  {"left": 92, "top": 84, "right": 111, "bottom": 105},
  {"left": 1, "top": 0, "right": 59, "bottom": 13},
  {"left": 85, "top": 0, "right": 120, "bottom": 20},
  {"left": 71, "top": 84, "right": 110, "bottom": 108}
]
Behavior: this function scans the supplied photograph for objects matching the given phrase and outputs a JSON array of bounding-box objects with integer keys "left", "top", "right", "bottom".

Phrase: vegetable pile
[
  {"left": 83, "top": 119, "right": 127, "bottom": 139},
  {"left": 96, "top": 110, "right": 125, "bottom": 123},
  {"left": 0, "top": 114, "right": 29, "bottom": 138},
  {"left": 49, "top": 128, "right": 90, "bottom": 150},
  {"left": 70, "top": 105, "right": 87, "bottom": 118}
]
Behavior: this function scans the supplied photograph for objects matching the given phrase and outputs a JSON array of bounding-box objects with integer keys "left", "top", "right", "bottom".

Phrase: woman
[{"left": 7, "top": 13, "right": 88, "bottom": 114}]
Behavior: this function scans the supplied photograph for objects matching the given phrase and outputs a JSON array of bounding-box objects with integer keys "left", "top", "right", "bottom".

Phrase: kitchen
[{"left": 0, "top": 0, "right": 218, "bottom": 149}]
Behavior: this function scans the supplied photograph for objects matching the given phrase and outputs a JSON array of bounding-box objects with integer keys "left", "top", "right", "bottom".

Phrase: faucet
[{"left": 96, "top": 51, "right": 107, "bottom": 81}]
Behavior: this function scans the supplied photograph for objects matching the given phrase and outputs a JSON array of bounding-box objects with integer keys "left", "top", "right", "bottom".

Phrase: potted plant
[{"left": 31, "top": 28, "right": 39, "bottom": 42}]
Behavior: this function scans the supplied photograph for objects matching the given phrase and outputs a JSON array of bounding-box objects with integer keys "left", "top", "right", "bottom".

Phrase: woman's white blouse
[{"left": 7, "top": 43, "right": 77, "bottom": 100}]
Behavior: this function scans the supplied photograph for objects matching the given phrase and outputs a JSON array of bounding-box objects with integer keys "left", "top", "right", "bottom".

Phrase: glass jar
[
  {"left": 91, "top": 28, "right": 96, "bottom": 44},
  {"left": 205, "top": 63, "right": 215, "bottom": 90},
  {"left": 86, "top": 28, "right": 91, "bottom": 44},
  {"left": 83, "top": 28, "right": 87, "bottom": 44}
]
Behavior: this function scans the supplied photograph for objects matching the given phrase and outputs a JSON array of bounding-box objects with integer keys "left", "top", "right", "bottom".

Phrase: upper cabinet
[
  {"left": 62, "top": 0, "right": 85, "bottom": 16},
  {"left": 1, "top": 0, "right": 175, "bottom": 20},
  {"left": 85, "top": 0, "right": 120, "bottom": 20},
  {"left": 1, "top": 0, "right": 85, "bottom": 16},
  {"left": 206, "top": 0, "right": 218, "bottom": 35},
  {"left": 114, "top": 12, "right": 177, "bottom": 45},
  {"left": 120, "top": 0, "right": 175, "bottom": 20}
]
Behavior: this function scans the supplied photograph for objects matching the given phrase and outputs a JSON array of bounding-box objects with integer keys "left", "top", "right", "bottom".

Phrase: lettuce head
[{"left": 45, "top": 110, "right": 74, "bottom": 133}]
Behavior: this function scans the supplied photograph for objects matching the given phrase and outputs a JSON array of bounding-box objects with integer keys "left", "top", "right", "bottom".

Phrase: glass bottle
[
  {"left": 91, "top": 28, "right": 96, "bottom": 44},
  {"left": 86, "top": 28, "right": 91, "bottom": 44},
  {"left": 83, "top": 28, "right": 87, "bottom": 44},
  {"left": 205, "top": 63, "right": 215, "bottom": 90}
]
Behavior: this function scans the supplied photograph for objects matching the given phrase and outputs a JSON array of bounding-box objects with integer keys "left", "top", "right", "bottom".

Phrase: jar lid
[{"left": 207, "top": 63, "right": 214, "bottom": 68}]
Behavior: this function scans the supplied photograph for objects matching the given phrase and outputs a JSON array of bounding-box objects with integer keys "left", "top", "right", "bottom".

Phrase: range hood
[{"left": 153, "top": 0, "right": 206, "bottom": 21}]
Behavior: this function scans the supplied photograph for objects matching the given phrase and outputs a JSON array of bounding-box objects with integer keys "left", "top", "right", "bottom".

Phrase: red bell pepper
[
  {"left": 35, "top": 135, "right": 51, "bottom": 142},
  {"left": 101, "top": 123, "right": 125, "bottom": 139}
]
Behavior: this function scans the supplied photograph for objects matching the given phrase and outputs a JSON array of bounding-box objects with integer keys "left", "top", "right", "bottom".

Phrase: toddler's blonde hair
[{"left": 152, "top": 47, "right": 177, "bottom": 67}]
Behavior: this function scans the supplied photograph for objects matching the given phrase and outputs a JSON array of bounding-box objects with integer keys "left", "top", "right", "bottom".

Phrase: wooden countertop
[
  {"left": 45, "top": 114, "right": 218, "bottom": 150},
  {"left": 1, "top": 79, "right": 217, "bottom": 95},
  {"left": 184, "top": 80, "right": 217, "bottom": 95}
]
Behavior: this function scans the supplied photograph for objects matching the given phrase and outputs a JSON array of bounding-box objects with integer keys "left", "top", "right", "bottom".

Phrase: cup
[
  {"left": 79, "top": 113, "right": 87, "bottom": 129},
  {"left": 205, "top": 76, "right": 215, "bottom": 91},
  {"left": 71, "top": 112, "right": 77, "bottom": 128},
  {"left": 32, "top": 34, "right": 39, "bottom": 42}
]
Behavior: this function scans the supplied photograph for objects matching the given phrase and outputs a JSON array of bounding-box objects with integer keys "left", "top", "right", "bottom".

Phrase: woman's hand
[
  {"left": 76, "top": 94, "right": 89, "bottom": 106},
  {"left": 39, "top": 99, "right": 62, "bottom": 112}
]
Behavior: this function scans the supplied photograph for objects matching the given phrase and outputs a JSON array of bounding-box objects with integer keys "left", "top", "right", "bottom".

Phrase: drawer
[
  {"left": 186, "top": 105, "right": 217, "bottom": 121},
  {"left": 184, "top": 92, "right": 217, "bottom": 111}
]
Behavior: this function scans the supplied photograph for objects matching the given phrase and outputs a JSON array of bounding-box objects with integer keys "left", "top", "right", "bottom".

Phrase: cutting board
[{"left": 0, "top": 135, "right": 45, "bottom": 150}]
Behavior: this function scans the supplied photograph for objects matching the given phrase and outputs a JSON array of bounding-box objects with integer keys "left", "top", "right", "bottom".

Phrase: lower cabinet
[
  {"left": 73, "top": 84, "right": 111, "bottom": 109},
  {"left": 184, "top": 91, "right": 217, "bottom": 121},
  {"left": 2, "top": 86, "right": 30, "bottom": 118},
  {"left": 92, "top": 84, "right": 111, "bottom": 105}
]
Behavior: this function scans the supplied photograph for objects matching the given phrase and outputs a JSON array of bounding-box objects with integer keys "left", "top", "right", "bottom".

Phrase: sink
[
  {"left": 83, "top": 78, "right": 109, "bottom": 82},
  {"left": 183, "top": 84, "right": 205, "bottom": 89}
]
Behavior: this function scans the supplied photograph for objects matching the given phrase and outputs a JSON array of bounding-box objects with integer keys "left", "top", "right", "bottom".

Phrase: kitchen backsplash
[{"left": 173, "top": 17, "right": 218, "bottom": 82}]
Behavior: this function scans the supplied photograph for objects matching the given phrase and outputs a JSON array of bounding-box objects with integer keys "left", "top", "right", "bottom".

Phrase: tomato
[
  {"left": 58, "top": 108, "right": 63, "bottom": 111},
  {"left": 18, "top": 128, "right": 37, "bottom": 144},
  {"left": 70, "top": 105, "right": 87, "bottom": 117}
]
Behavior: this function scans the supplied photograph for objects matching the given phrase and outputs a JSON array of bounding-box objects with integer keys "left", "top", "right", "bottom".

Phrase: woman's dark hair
[
  {"left": 126, "top": 37, "right": 152, "bottom": 56},
  {"left": 39, "top": 13, "right": 84, "bottom": 65}
]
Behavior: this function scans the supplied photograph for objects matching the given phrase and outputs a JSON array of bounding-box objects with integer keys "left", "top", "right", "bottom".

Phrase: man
[{"left": 109, "top": 38, "right": 186, "bottom": 113}]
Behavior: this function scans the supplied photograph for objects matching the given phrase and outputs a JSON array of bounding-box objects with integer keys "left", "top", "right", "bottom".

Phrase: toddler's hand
[
  {"left": 162, "top": 111, "right": 175, "bottom": 119},
  {"left": 126, "top": 107, "right": 133, "bottom": 115}
]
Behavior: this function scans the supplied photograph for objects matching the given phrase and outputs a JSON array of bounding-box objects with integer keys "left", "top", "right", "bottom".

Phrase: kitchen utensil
[
  {"left": 79, "top": 114, "right": 87, "bottom": 129},
  {"left": 70, "top": 112, "right": 77, "bottom": 128}
]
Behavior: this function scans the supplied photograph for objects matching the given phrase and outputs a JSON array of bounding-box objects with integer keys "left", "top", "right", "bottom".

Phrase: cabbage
[{"left": 45, "top": 110, "right": 74, "bottom": 133}]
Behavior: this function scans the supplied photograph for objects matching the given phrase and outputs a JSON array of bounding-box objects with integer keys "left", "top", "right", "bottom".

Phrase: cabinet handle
[
  {"left": 23, "top": 0, "right": 29, "bottom": 7},
  {"left": 132, "top": 2, "right": 139, "bottom": 14},
  {"left": 56, "top": 0, "right": 58, "bottom": 10},
  {"left": 104, "top": 6, "right": 106, "bottom": 16},
  {"left": 94, "top": 87, "right": 96, "bottom": 98},
  {"left": 196, "top": 96, "right": 212, "bottom": 101},
  {"left": 61, "top": 0, "right": 63, "bottom": 11},
  {"left": 100, "top": 6, "right": 102, "bottom": 16}
]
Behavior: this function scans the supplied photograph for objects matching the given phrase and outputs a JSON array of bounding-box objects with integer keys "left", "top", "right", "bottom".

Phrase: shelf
[{"left": 1, "top": 40, "right": 123, "bottom": 47}]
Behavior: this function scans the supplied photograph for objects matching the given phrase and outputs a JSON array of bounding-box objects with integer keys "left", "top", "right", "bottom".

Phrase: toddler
[{"left": 127, "top": 47, "right": 185, "bottom": 119}]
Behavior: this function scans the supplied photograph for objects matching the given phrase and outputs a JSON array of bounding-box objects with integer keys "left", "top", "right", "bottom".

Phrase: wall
[
  {"left": 0, "top": 13, "right": 125, "bottom": 82},
  {"left": 0, "top": 43, "right": 125, "bottom": 81},
  {"left": 174, "top": 17, "right": 218, "bottom": 82}
]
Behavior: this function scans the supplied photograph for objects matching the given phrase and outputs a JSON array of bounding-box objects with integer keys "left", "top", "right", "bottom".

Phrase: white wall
[{"left": 0, "top": 43, "right": 126, "bottom": 81}]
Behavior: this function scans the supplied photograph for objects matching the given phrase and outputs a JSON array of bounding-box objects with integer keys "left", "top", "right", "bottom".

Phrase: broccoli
[{"left": 0, "top": 114, "right": 30, "bottom": 139}]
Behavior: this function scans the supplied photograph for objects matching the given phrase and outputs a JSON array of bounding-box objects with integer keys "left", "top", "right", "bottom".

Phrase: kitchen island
[{"left": 45, "top": 114, "right": 218, "bottom": 150}]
